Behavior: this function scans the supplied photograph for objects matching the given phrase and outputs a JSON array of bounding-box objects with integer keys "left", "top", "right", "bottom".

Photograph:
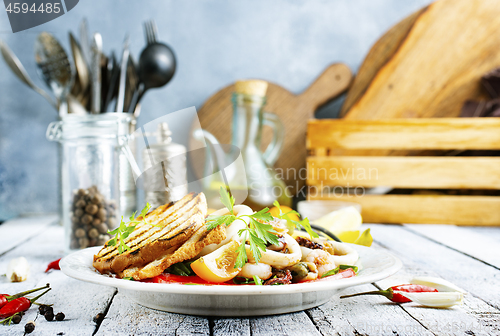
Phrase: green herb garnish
[
  {"left": 122, "top": 277, "right": 135, "bottom": 281},
  {"left": 107, "top": 203, "right": 152, "bottom": 253},
  {"left": 320, "top": 265, "right": 358, "bottom": 278},
  {"left": 167, "top": 262, "right": 194, "bottom": 276},
  {"left": 205, "top": 187, "right": 318, "bottom": 268},
  {"left": 253, "top": 275, "right": 263, "bottom": 286},
  {"left": 272, "top": 200, "right": 318, "bottom": 239}
]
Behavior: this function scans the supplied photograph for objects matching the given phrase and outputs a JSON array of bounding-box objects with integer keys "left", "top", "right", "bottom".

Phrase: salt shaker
[{"left": 142, "top": 122, "right": 188, "bottom": 209}]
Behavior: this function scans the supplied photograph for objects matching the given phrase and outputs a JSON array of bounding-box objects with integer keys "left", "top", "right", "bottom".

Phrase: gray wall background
[{"left": 0, "top": 0, "right": 432, "bottom": 220}]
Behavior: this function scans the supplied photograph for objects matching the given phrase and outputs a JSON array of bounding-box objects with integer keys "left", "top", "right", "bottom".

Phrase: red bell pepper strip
[
  {"left": 0, "top": 288, "right": 51, "bottom": 319},
  {"left": 0, "top": 284, "right": 50, "bottom": 309},
  {"left": 340, "top": 284, "right": 438, "bottom": 303},
  {"left": 45, "top": 258, "right": 61, "bottom": 272}
]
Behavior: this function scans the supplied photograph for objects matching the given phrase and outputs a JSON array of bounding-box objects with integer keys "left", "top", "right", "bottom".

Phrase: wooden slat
[
  {"left": 307, "top": 194, "right": 500, "bottom": 225},
  {"left": 404, "top": 224, "right": 500, "bottom": 268},
  {"left": 307, "top": 119, "right": 500, "bottom": 150},
  {"left": 307, "top": 156, "right": 500, "bottom": 189},
  {"left": 0, "top": 215, "right": 58, "bottom": 255},
  {"left": 97, "top": 292, "right": 210, "bottom": 335},
  {"left": 307, "top": 283, "right": 434, "bottom": 336}
]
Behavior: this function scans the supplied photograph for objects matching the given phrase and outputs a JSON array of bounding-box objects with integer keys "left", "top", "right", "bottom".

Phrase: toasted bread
[
  {"left": 120, "top": 223, "right": 226, "bottom": 280},
  {"left": 93, "top": 192, "right": 217, "bottom": 276}
]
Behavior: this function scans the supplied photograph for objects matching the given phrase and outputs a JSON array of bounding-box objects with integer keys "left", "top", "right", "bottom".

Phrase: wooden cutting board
[
  {"left": 189, "top": 63, "right": 352, "bottom": 195},
  {"left": 340, "top": 0, "right": 500, "bottom": 120}
]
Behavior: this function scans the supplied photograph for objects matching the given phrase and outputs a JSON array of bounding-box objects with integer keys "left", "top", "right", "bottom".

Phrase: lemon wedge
[
  {"left": 313, "top": 206, "right": 362, "bottom": 235},
  {"left": 336, "top": 228, "right": 373, "bottom": 247}
]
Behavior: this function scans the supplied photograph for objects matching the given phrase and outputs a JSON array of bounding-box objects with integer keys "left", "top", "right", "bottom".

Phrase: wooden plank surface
[
  {"left": 307, "top": 119, "right": 500, "bottom": 151},
  {"left": 307, "top": 156, "right": 500, "bottom": 189},
  {"left": 367, "top": 224, "right": 500, "bottom": 310},
  {"left": 1, "top": 217, "right": 500, "bottom": 335},
  {"left": 0, "top": 215, "right": 57, "bottom": 255},
  {"left": 372, "top": 244, "right": 500, "bottom": 336},
  {"left": 0, "top": 223, "right": 116, "bottom": 336},
  {"left": 404, "top": 224, "right": 500, "bottom": 268},
  {"left": 308, "top": 194, "right": 500, "bottom": 226}
]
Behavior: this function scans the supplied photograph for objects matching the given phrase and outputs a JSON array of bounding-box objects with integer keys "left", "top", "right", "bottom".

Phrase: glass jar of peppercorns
[{"left": 47, "top": 114, "right": 133, "bottom": 251}]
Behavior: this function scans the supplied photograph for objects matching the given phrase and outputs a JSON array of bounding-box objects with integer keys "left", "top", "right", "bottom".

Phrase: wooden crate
[{"left": 306, "top": 118, "right": 500, "bottom": 225}]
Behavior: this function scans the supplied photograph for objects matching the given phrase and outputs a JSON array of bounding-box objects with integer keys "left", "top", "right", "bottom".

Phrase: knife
[{"left": 91, "top": 33, "right": 102, "bottom": 114}]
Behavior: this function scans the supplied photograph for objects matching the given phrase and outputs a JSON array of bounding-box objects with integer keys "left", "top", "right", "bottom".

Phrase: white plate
[{"left": 60, "top": 245, "right": 401, "bottom": 316}]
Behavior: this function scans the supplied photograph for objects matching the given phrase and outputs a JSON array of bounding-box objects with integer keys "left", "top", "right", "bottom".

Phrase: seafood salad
[{"left": 93, "top": 188, "right": 359, "bottom": 285}]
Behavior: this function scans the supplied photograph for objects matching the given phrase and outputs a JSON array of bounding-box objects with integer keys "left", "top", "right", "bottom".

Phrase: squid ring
[
  {"left": 245, "top": 233, "right": 301, "bottom": 268},
  {"left": 198, "top": 205, "right": 253, "bottom": 256}
]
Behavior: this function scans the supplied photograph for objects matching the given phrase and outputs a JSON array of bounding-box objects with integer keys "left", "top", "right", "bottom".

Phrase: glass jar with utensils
[{"left": 46, "top": 114, "right": 134, "bottom": 252}]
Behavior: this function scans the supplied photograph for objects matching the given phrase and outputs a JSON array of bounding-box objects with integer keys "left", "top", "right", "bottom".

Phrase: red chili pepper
[
  {"left": 0, "top": 288, "right": 51, "bottom": 319},
  {"left": 340, "top": 284, "right": 438, "bottom": 303},
  {"left": 45, "top": 258, "right": 61, "bottom": 272},
  {"left": 0, "top": 284, "right": 50, "bottom": 309}
]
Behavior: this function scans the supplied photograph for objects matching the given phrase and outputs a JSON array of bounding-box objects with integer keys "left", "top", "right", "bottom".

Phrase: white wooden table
[{"left": 0, "top": 216, "right": 499, "bottom": 336}]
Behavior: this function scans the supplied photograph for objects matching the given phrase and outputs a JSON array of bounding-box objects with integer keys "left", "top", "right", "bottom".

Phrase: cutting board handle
[{"left": 300, "top": 63, "right": 352, "bottom": 112}]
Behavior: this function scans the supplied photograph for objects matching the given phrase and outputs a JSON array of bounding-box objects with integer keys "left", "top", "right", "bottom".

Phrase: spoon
[
  {"left": 128, "top": 20, "right": 176, "bottom": 115},
  {"left": 35, "top": 32, "right": 73, "bottom": 116},
  {"left": 69, "top": 32, "right": 89, "bottom": 102},
  {"left": 0, "top": 39, "right": 57, "bottom": 109}
]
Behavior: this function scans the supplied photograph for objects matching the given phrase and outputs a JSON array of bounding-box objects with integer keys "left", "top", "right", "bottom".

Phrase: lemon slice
[
  {"left": 313, "top": 206, "right": 362, "bottom": 235},
  {"left": 191, "top": 241, "right": 241, "bottom": 283}
]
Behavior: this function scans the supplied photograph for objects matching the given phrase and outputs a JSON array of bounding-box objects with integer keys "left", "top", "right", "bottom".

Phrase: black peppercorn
[
  {"left": 93, "top": 313, "right": 105, "bottom": 324},
  {"left": 44, "top": 311, "right": 54, "bottom": 321},
  {"left": 38, "top": 304, "right": 48, "bottom": 315},
  {"left": 24, "top": 321, "right": 35, "bottom": 334},
  {"left": 55, "top": 312, "right": 65, "bottom": 321},
  {"left": 12, "top": 314, "right": 22, "bottom": 324}
]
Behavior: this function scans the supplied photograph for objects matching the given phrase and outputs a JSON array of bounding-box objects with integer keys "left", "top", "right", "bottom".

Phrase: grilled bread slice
[
  {"left": 93, "top": 192, "right": 209, "bottom": 275},
  {"left": 120, "top": 220, "right": 226, "bottom": 280}
]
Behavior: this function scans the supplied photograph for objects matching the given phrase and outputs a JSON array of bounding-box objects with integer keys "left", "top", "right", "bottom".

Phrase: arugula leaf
[
  {"left": 321, "top": 265, "right": 358, "bottom": 278},
  {"left": 219, "top": 186, "right": 235, "bottom": 215},
  {"left": 321, "top": 266, "right": 339, "bottom": 278},
  {"left": 253, "top": 275, "right": 263, "bottom": 285}
]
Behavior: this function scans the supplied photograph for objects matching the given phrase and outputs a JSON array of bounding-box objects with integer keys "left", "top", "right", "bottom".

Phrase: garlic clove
[
  {"left": 395, "top": 291, "right": 463, "bottom": 308},
  {"left": 410, "top": 276, "right": 466, "bottom": 293},
  {"left": 6, "top": 257, "right": 30, "bottom": 282}
]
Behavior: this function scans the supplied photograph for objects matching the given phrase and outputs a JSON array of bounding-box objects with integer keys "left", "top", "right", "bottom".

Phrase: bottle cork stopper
[{"left": 235, "top": 80, "right": 268, "bottom": 97}]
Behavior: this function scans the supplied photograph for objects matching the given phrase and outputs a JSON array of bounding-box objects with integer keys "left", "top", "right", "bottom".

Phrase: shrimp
[
  {"left": 305, "top": 243, "right": 359, "bottom": 277},
  {"left": 305, "top": 250, "right": 338, "bottom": 277},
  {"left": 198, "top": 205, "right": 253, "bottom": 256},
  {"left": 245, "top": 233, "right": 301, "bottom": 268},
  {"left": 238, "top": 262, "right": 272, "bottom": 280}
]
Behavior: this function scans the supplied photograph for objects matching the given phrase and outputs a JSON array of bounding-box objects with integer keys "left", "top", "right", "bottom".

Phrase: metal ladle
[{"left": 128, "top": 20, "right": 176, "bottom": 116}]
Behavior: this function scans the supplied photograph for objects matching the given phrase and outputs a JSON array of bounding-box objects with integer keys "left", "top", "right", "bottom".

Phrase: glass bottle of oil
[{"left": 193, "top": 80, "right": 291, "bottom": 210}]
